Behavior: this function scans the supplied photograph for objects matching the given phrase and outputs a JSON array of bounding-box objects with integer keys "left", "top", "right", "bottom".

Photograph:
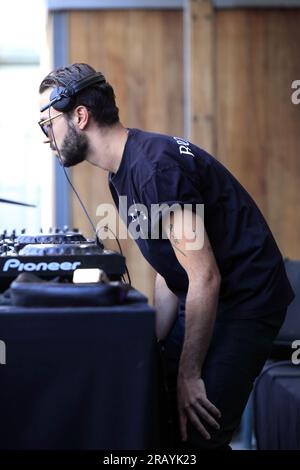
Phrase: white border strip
[{"left": 47, "top": 0, "right": 184, "bottom": 10}]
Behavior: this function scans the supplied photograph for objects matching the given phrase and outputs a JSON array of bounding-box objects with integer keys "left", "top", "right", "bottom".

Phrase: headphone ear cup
[{"left": 50, "top": 86, "right": 75, "bottom": 112}]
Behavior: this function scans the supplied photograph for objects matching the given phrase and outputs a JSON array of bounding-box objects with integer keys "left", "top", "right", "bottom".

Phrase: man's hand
[{"left": 177, "top": 374, "right": 221, "bottom": 441}]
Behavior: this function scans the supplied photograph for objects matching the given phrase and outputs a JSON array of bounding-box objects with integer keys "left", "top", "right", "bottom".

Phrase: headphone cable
[
  {"left": 96, "top": 223, "right": 132, "bottom": 285},
  {"left": 48, "top": 108, "right": 131, "bottom": 285}
]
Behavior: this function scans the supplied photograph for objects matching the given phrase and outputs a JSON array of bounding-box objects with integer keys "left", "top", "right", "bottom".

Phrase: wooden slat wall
[
  {"left": 189, "top": 0, "right": 215, "bottom": 154},
  {"left": 63, "top": 2, "right": 300, "bottom": 303},
  {"left": 215, "top": 9, "right": 300, "bottom": 258},
  {"left": 68, "top": 10, "right": 183, "bottom": 302}
]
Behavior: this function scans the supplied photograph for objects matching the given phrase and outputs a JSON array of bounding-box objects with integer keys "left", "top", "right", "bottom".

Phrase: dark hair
[{"left": 39, "top": 63, "right": 119, "bottom": 126}]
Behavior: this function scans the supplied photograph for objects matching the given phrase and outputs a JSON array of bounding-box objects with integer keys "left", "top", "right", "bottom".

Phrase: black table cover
[{"left": 0, "top": 289, "right": 160, "bottom": 450}]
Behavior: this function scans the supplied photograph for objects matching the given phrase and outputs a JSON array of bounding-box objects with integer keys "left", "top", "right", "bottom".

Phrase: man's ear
[{"left": 73, "top": 105, "right": 90, "bottom": 130}]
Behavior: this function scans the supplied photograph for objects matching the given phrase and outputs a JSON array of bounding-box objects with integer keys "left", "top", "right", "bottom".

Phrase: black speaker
[{"left": 40, "top": 72, "right": 105, "bottom": 113}]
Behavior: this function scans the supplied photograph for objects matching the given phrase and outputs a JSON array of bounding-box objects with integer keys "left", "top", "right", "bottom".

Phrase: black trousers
[{"left": 159, "top": 305, "right": 287, "bottom": 450}]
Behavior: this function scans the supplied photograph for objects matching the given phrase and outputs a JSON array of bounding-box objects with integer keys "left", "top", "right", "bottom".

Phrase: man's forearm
[{"left": 179, "top": 276, "right": 220, "bottom": 378}]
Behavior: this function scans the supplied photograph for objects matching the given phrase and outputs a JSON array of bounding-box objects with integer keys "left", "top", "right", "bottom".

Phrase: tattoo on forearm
[
  {"left": 169, "top": 223, "right": 186, "bottom": 257},
  {"left": 169, "top": 224, "right": 179, "bottom": 244}
]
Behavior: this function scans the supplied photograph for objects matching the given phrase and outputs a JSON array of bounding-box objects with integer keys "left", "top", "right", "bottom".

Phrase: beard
[{"left": 58, "top": 121, "right": 89, "bottom": 167}]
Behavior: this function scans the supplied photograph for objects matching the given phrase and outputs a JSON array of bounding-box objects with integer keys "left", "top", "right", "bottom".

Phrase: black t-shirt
[{"left": 108, "top": 128, "right": 294, "bottom": 317}]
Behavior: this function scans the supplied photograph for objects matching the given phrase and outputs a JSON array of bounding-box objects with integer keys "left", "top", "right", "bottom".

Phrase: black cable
[
  {"left": 48, "top": 108, "right": 131, "bottom": 285},
  {"left": 96, "top": 224, "right": 132, "bottom": 285},
  {"left": 48, "top": 108, "right": 97, "bottom": 233}
]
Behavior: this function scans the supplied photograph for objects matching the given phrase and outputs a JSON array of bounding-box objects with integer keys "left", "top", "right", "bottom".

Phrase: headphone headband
[{"left": 40, "top": 72, "right": 105, "bottom": 113}]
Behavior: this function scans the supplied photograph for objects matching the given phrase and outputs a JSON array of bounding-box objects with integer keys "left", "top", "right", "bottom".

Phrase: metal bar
[
  {"left": 52, "top": 11, "right": 71, "bottom": 228},
  {"left": 213, "top": 0, "right": 300, "bottom": 8},
  {"left": 48, "top": 0, "right": 300, "bottom": 10},
  {"left": 47, "top": 0, "right": 184, "bottom": 10},
  {"left": 183, "top": 0, "right": 191, "bottom": 140},
  {"left": 0, "top": 198, "right": 36, "bottom": 208}
]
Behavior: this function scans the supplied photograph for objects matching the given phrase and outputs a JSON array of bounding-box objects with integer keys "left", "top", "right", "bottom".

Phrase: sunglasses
[{"left": 38, "top": 112, "right": 64, "bottom": 138}]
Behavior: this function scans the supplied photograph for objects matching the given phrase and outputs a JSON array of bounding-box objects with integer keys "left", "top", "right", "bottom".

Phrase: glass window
[{"left": 0, "top": 0, "right": 53, "bottom": 234}]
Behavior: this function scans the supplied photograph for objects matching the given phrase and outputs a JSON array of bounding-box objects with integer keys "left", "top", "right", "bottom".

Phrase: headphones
[{"left": 40, "top": 72, "right": 105, "bottom": 113}]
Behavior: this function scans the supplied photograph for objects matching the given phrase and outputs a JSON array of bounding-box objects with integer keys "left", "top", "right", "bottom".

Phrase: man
[{"left": 39, "top": 63, "right": 294, "bottom": 450}]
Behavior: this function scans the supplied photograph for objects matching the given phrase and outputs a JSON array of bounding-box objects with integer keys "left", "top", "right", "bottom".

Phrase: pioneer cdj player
[{"left": 0, "top": 228, "right": 125, "bottom": 292}]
